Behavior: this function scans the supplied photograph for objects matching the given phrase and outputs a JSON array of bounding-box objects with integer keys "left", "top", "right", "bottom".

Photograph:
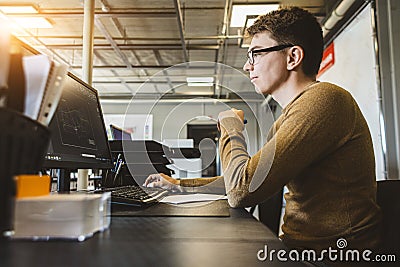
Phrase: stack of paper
[
  {"left": 13, "top": 192, "right": 111, "bottom": 241},
  {"left": 23, "top": 54, "right": 68, "bottom": 125}
]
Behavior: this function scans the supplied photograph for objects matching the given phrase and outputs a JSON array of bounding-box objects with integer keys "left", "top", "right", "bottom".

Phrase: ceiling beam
[
  {"left": 43, "top": 44, "right": 221, "bottom": 50},
  {"left": 94, "top": 17, "right": 133, "bottom": 70},
  {"left": 72, "top": 65, "right": 171, "bottom": 69},
  {"left": 71, "top": 65, "right": 245, "bottom": 71},
  {"left": 9, "top": 11, "right": 177, "bottom": 18},
  {"left": 29, "top": 35, "right": 241, "bottom": 40},
  {"left": 173, "top": 0, "right": 189, "bottom": 62},
  {"left": 100, "top": 7, "right": 161, "bottom": 93},
  {"left": 94, "top": 80, "right": 187, "bottom": 84},
  {"left": 154, "top": 50, "right": 174, "bottom": 92},
  {"left": 94, "top": 50, "right": 133, "bottom": 92}
]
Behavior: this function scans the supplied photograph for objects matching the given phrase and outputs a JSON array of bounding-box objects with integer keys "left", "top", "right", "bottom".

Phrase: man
[{"left": 145, "top": 6, "right": 381, "bottom": 258}]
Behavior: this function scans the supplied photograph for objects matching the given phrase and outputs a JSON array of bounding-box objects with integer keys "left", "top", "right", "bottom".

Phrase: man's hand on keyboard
[{"left": 143, "top": 173, "right": 181, "bottom": 191}]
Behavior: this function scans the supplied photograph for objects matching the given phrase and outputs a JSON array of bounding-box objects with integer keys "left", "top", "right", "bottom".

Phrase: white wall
[
  {"left": 101, "top": 101, "right": 272, "bottom": 156},
  {"left": 318, "top": 5, "right": 385, "bottom": 180},
  {"left": 103, "top": 114, "right": 153, "bottom": 140}
]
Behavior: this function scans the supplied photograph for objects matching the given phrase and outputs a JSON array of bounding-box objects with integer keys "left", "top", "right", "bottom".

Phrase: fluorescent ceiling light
[
  {"left": 230, "top": 4, "right": 279, "bottom": 27},
  {"left": 187, "top": 82, "right": 213, "bottom": 87},
  {"left": 0, "top": 5, "right": 52, "bottom": 29},
  {"left": 239, "top": 16, "right": 257, "bottom": 48},
  {"left": 246, "top": 18, "right": 256, "bottom": 28},
  {"left": 186, "top": 77, "right": 214, "bottom": 86},
  {"left": 11, "top": 17, "right": 53, "bottom": 28},
  {"left": 186, "top": 77, "right": 214, "bottom": 83},
  {"left": 0, "top": 5, "right": 38, "bottom": 14}
]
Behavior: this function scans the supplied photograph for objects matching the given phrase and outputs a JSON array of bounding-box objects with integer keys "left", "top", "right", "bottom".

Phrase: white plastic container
[{"left": 13, "top": 192, "right": 111, "bottom": 241}]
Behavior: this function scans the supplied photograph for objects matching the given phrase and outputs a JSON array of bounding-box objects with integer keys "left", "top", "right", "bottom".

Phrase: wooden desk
[{"left": 0, "top": 204, "right": 306, "bottom": 267}]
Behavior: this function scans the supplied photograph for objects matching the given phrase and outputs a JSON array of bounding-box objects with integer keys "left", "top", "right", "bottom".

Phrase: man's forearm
[{"left": 179, "top": 176, "right": 225, "bottom": 194}]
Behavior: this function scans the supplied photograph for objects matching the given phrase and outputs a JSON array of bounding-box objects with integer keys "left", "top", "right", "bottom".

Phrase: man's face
[{"left": 243, "top": 32, "right": 289, "bottom": 95}]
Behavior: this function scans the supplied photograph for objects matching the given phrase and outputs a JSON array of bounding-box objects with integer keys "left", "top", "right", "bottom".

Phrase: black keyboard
[{"left": 99, "top": 185, "right": 169, "bottom": 206}]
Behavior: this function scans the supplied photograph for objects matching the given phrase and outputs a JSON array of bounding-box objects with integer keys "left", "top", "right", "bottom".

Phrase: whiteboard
[
  {"left": 103, "top": 114, "right": 153, "bottom": 140},
  {"left": 318, "top": 5, "right": 385, "bottom": 180}
]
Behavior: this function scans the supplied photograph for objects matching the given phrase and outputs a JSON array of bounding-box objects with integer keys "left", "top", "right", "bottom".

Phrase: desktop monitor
[
  {"left": 110, "top": 124, "right": 132, "bottom": 140},
  {"left": 43, "top": 73, "right": 113, "bottom": 169}
]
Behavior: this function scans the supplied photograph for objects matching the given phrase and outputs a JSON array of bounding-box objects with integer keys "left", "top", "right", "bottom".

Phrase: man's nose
[{"left": 243, "top": 60, "right": 253, "bottom": 72}]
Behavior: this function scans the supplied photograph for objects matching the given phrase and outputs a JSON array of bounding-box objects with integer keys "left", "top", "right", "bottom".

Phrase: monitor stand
[{"left": 56, "top": 169, "right": 71, "bottom": 192}]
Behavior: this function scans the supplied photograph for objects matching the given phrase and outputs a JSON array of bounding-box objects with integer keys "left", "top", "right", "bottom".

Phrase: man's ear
[{"left": 286, "top": 46, "right": 304, "bottom": 71}]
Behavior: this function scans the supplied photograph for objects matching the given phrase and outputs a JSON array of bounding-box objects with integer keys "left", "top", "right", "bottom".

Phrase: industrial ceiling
[{"left": 2, "top": 0, "right": 343, "bottom": 101}]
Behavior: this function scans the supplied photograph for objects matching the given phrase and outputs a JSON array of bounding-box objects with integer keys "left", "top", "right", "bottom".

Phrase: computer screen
[
  {"left": 43, "top": 73, "right": 113, "bottom": 169},
  {"left": 110, "top": 124, "right": 132, "bottom": 140}
]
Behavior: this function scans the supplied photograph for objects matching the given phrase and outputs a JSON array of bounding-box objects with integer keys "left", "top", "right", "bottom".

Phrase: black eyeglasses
[{"left": 246, "top": 44, "right": 294, "bottom": 65}]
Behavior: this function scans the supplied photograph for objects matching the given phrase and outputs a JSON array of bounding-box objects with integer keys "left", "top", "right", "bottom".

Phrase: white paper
[
  {"left": 36, "top": 61, "right": 68, "bottom": 126},
  {"left": 22, "top": 54, "right": 51, "bottom": 120},
  {"left": 160, "top": 193, "right": 227, "bottom": 204},
  {"left": 22, "top": 55, "right": 68, "bottom": 125}
]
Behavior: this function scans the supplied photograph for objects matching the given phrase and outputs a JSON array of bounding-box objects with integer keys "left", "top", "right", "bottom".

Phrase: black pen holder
[{"left": 0, "top": 108, "right": 51, "bottom": 237}]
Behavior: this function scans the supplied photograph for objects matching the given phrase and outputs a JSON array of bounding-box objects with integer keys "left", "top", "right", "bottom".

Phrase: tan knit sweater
[{"left": 181, "top": 82, "right": 382, "bottom": 252}]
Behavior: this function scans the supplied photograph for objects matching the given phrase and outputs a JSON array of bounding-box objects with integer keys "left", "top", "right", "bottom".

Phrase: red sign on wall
[{"left": 318, "top": 42, "right": 335, "bottom": 76}]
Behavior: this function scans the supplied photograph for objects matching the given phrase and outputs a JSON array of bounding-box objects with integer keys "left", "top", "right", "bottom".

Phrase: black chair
[
  {"left": 376, "top": 179, "right": 400, "bottom": 259},
  {"left": 250, "top": 189, "right": 283, "bottom": 236}
]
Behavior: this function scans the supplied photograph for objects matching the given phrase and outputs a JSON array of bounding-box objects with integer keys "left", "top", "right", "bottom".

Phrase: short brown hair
[{"left": 246, "top": 6, "right": 323, "bottom": 76}]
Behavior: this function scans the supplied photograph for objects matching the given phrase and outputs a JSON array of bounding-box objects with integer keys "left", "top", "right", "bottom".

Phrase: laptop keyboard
[{"left": 100, "top": 185, "right": 169, "bottom": 206}]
